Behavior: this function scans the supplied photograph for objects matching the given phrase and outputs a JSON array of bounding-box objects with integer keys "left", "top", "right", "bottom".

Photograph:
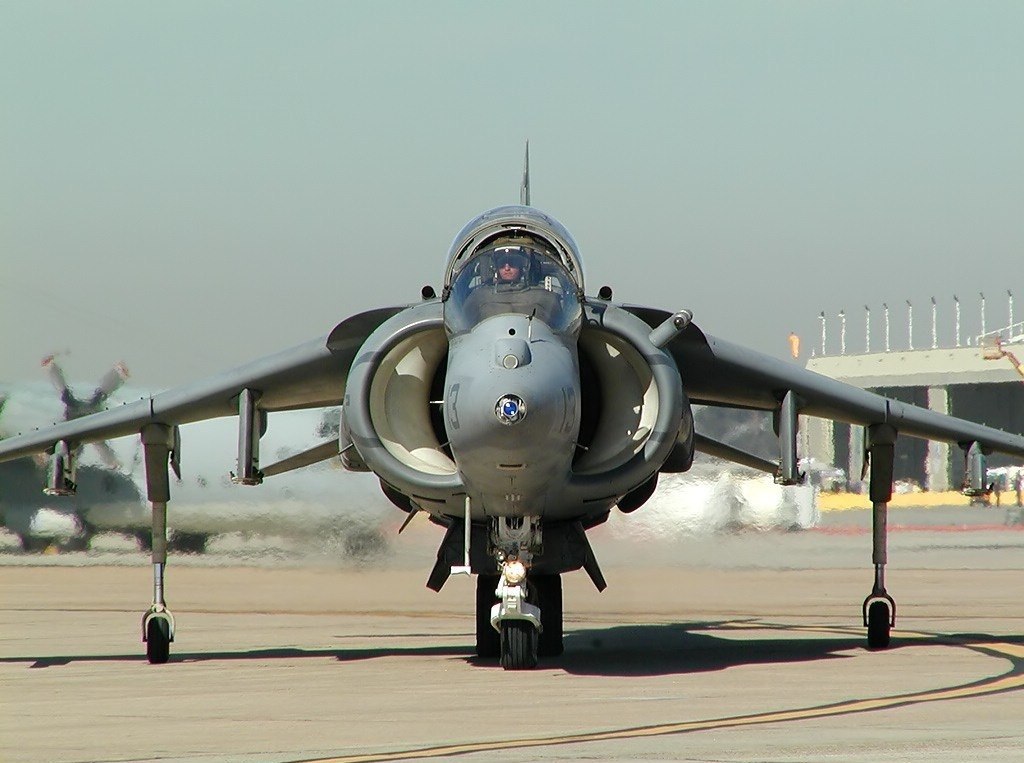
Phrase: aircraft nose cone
[
  {"left": 495, "top": 394, "right": 526, "bottom": 425},
  {"left": 442, "top": 315, "right": 581, "bottom": 514}
]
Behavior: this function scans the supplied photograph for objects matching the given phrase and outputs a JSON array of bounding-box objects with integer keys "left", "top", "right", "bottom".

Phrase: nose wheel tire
[
  {"left": 145, "top": 616, "right": 171, "bottom": 664},
  {"left": 475, "top": 574, "right": 500, "bottom": 658},
  {"left": 866, "top": 600, "right": 892, "bottom": 650},
  {"left": 500, "top": 619, "right": 538, "bottom": 670}
]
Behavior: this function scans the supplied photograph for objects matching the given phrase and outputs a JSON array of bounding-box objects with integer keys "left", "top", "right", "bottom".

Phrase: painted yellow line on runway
[
  {"left": 816, "top": 490, "right": 993, "bottom": 510},
  {"left": 297, "top": 633, "right": 1024, "bottom": 763}
]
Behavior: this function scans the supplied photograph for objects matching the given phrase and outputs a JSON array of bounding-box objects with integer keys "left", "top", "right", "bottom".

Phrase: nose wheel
[{"left": 500, "top": 620, "right": 538, "bottom": 670}]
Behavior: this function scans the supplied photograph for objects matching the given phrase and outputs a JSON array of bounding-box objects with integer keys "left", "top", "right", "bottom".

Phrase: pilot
[{"left": 493, "top": 248, "right": 527, "bottom": 288}]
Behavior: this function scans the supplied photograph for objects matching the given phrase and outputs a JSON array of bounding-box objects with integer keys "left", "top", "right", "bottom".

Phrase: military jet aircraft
[{"left": 3, "top": 158, "right": 1024, "bottom": 669}]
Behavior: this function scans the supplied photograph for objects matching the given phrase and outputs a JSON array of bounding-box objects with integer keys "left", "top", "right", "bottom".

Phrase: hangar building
[{"left": 804, "top": 325, "right": 1024, "bottom": 491}]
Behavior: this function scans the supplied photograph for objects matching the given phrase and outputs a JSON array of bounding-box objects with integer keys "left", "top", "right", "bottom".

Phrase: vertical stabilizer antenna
[{"left": 520, "top": 141, "right": 531, "bottom": 206}]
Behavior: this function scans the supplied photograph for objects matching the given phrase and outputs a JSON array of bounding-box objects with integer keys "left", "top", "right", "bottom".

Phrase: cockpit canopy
[
  {"left": 443, "top": 206, "right": 585, "bottom": 336},
  {"left": 445, "top": 239, "right": 582, "bottom": 336}
]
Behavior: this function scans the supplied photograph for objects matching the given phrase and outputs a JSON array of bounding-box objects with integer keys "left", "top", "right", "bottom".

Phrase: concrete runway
[{"left": 2, "top": 506, "right": 1023, "bottom": 763}]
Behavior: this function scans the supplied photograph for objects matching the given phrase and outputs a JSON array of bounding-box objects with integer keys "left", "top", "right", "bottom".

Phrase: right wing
[
  {"left": 0, "top": 307, "right": 403, "bottom": 463},
  {"left": 625, "top": 305, "right": 1024, "bottom": 460}
]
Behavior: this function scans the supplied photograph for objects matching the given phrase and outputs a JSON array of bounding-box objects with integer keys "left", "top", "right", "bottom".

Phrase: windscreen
[{"left": 444, "top": 244, "right": 582, "bottom": 336}]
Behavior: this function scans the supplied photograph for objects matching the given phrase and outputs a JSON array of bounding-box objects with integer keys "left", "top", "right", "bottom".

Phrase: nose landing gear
[
  {"left": 476, "top": 570, "right": 564, "bottom": 666},
  {"left": 491, "top": 557, "right": 541, "bottom": 670},
  {"left": 476, "top": 516, "right": 565, "bottom": 670}
]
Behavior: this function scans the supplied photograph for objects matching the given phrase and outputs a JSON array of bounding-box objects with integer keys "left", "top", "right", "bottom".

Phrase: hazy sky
[{"left": 2, "top": 1, "right": 1022, "bottom": 389}]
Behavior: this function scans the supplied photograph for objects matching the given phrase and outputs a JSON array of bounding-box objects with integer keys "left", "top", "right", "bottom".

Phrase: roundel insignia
[{"left": 495, "top": 394, "right": 526, "bottom": 425}]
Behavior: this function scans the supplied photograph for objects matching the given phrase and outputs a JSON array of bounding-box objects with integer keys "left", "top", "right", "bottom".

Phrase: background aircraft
[
  {"left": 0, "top": 357, "right": 390, "bottom": 555},
  {"left": 3, "top": 170, "right": 1022, "bottom": 670},
  {"left": 0, "top": 356, "right": 135, "bottom": 550}
]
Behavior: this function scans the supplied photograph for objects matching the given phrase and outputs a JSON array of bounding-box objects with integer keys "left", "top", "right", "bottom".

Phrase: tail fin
[{"left": 520, "top": 141, "right": 531, "bottom": 206}]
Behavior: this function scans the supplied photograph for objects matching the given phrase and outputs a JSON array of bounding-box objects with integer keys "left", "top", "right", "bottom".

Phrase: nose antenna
[{"left": 520, "top": 141, "right": 530, "bottom": 206}]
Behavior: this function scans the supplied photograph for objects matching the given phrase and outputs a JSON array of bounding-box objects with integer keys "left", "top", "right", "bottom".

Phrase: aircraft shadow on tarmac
[
  {"left": 548, "top": 622, "right": 862, "bottom": 677},
  {"left": 11, "top": 621, "right": 1014, "bottom": 675}
]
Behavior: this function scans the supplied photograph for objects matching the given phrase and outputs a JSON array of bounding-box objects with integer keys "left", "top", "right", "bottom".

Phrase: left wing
[
  {"left": 0, "top": 307, "right": 402, "bottom": 463},
  {"left": 627, "top": 306, "right": 1024, "bottom": 459}
]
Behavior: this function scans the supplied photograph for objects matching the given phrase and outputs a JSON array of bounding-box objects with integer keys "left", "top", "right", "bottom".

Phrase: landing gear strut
[
  {"left": 862, "top": 424, "right": 897, "bottom": 650},
  {"left": 140, "top": 424, "right": 177, "bottom": 664}
]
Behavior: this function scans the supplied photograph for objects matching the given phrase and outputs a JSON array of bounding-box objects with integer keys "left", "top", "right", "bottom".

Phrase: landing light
[{"left": 502, "top": 560, "right": 527, "bottom": 585}]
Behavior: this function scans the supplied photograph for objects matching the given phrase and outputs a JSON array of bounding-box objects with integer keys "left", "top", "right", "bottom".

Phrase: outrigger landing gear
[
  {"left": 143, "top": 510, "right": 175, "bottom": 664},
  {"left": 862, "top": 424, "right": 897, "bottom": 650},
  {"left": 140, "top": 424, "right": 178, "bottom": 664}
]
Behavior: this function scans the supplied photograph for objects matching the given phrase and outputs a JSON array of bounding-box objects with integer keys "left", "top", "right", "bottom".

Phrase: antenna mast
[{"left": 520, "top": 141, "right": 531, "bottom": 206}]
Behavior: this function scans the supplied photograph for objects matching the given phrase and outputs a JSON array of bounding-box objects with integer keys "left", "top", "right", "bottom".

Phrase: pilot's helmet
[{"left": 493, "top": 247, "right": 529, "bottom": 288}]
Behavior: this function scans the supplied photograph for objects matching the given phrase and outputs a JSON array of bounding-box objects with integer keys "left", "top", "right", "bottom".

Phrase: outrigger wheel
[
  {"left": 866, "top": 599, "right": 892, "bottom": 650},
  {"left": 145, "top": 616, "right": 172, "bottom": 664}
]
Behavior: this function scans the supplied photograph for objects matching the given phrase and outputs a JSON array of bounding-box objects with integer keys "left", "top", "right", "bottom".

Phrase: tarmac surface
[{"left": 2, "top": 503, "right": 1023, "bottom": 763}]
